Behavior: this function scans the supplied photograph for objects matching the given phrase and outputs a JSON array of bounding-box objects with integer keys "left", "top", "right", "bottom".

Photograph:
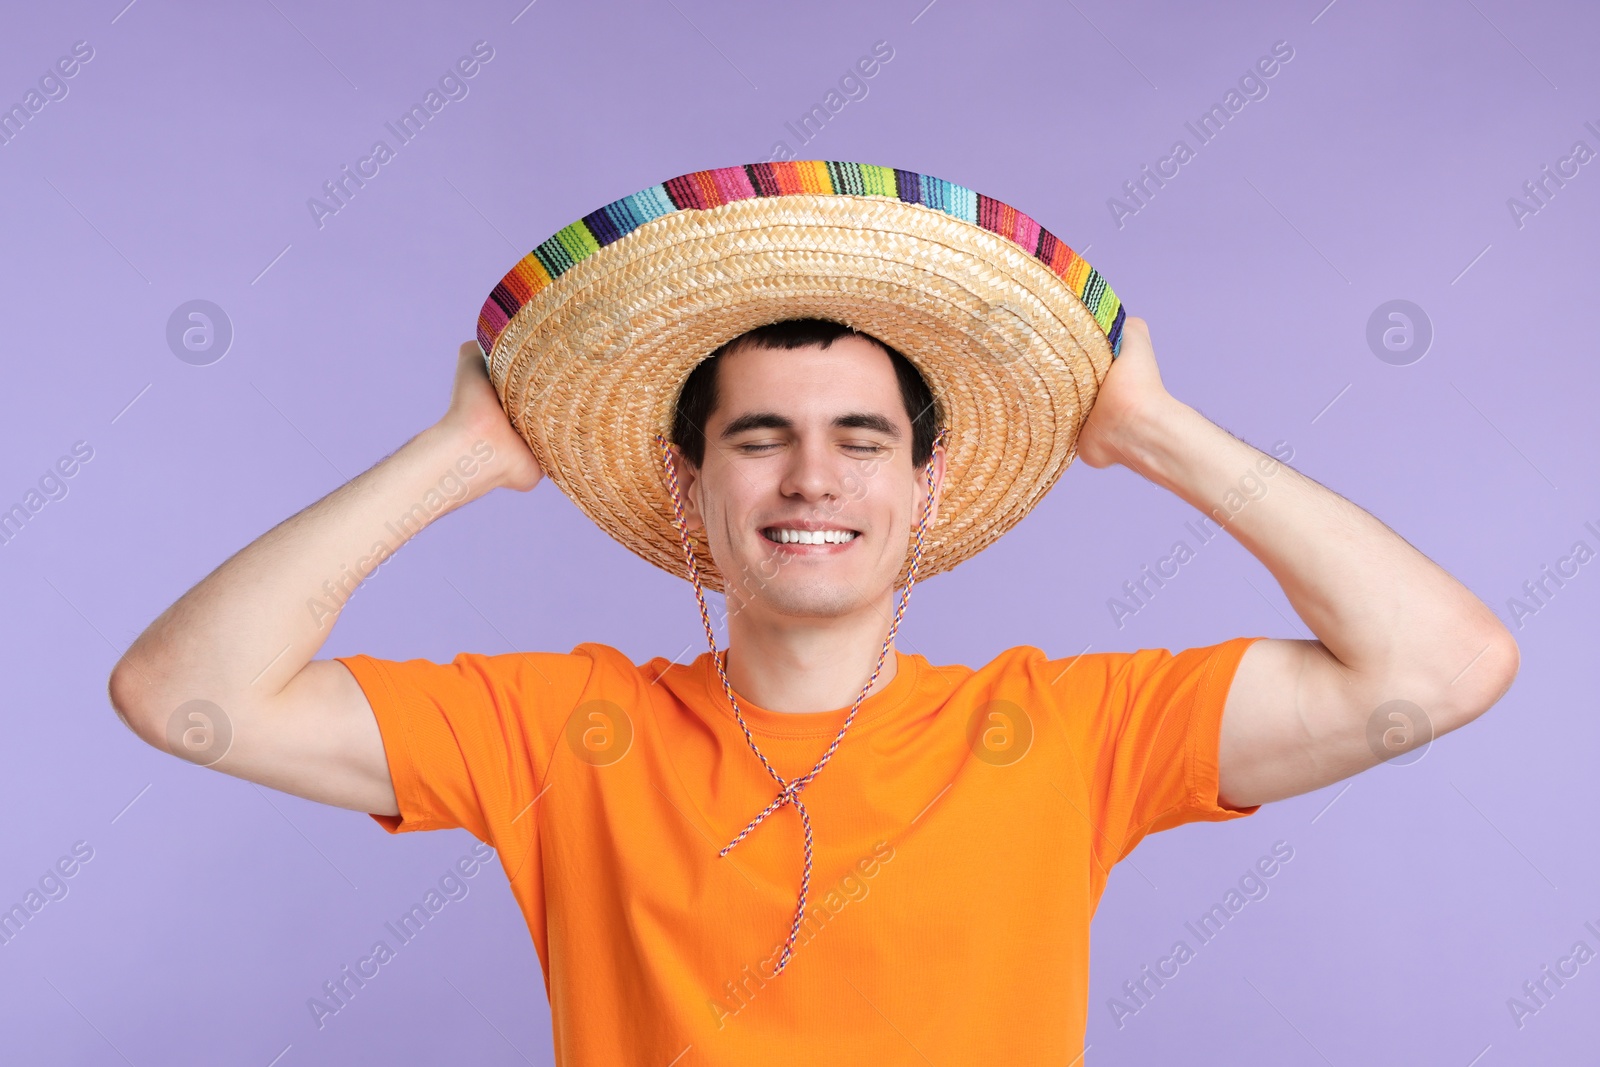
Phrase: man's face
[{"left": 675, "top": 335, "right": 942, "bottom": 620}]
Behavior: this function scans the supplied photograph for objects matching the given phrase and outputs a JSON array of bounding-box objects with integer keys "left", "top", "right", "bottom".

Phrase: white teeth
[{"left": 766, "top": 528, "right": 857, "bottom": 544}]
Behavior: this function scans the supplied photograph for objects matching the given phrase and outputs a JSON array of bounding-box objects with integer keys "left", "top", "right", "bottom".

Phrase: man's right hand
[{"left": 440, "top": 340, "right": 544, "bottom": 493}]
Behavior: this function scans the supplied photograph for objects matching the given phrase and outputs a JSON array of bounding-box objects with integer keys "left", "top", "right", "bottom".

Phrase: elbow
[
  {"left": 1435, "top": 624, "right": 1521, "bottom": 732},
  {"left": 109, "top": 660, "right": 236, "bottom": 766},
  {"left": 1480, "top": 627, "right": 1521, "bottom": 710},
  {"left": 107, "top": 658, "right": 161, "bottom": 747}
]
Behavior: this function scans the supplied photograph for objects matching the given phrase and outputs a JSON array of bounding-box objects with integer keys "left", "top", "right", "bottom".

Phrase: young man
[{"left": 108, "top": 162, "right": 1517, "bottom": 1064}]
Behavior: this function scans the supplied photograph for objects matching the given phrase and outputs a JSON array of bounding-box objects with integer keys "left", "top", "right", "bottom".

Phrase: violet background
[{"left": 2, "top": 0, "right": 1596, "bottom": 1063}]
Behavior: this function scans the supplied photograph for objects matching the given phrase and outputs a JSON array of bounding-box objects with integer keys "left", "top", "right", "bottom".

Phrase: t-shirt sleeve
[
  {"left": 1046, "top": 635, "right": 1266, "bottom": 872},
  {"left": 334, "top": 648, "right": 595, "bottom": 849}
]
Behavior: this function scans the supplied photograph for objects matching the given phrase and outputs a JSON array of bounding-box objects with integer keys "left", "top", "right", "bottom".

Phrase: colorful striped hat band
[{"left": 475, "top": 159, "right": 1126, "bottom": 593}]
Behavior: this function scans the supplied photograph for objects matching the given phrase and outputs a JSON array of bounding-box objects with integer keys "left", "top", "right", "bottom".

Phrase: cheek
[{"left": 696, "top": 475, "right": 749, "bottom": 537}]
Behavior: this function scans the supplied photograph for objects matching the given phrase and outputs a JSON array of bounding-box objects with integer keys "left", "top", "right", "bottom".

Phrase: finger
[{"left": 455, "top": 344, "right": 491, "bottom": 384}]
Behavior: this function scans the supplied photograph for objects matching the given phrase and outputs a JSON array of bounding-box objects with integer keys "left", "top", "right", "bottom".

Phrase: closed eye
[{"left": 736, "top": 442, "right": 887, "bottom": 455}]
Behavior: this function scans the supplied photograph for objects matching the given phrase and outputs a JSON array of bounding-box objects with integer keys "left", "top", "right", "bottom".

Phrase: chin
[
  {"left": 765, "top": 587, "right": 862, "bottom": 619},
  {"left": 729, "top": 570, "right": 879, "bottom": 620}
]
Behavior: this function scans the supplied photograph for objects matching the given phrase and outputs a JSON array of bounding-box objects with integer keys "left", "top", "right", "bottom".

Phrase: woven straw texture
[{"left": 481, "top": 172, "right": 1121, "bottom": 594}]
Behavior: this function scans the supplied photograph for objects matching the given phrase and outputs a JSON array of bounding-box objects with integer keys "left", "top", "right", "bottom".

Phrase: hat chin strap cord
[{"left": 654, "top": 426, "right": 946, "bottom": 976}]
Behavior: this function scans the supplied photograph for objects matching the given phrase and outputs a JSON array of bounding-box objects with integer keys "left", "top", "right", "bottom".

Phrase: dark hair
[{"left": 671, "top": 318, "right": 938, "bottom": 469}]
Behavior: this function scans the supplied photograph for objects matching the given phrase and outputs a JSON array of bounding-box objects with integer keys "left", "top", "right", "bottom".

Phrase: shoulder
[
  {"left": 394, "top": 641, "right": 644, "bottom": 697},
  {"left": 979, "top": 642, "right": 1248, "bottom": 681},
  {"left": 955, "top": 644, "right": 1201, "bottom": 709},
  {"left": 907, "top": 646, "right": 1099, "bottom": 709},
  {"left": 567, "top": 641, "right": 693, "bottom": 700},
  {"left": 960, "top": 644, "right": 1147, "bottom": 685}
]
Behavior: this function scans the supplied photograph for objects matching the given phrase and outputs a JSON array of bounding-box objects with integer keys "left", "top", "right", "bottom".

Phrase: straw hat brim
[{"left": 477, "top": 163, "right": 1124, "bottom": 595}]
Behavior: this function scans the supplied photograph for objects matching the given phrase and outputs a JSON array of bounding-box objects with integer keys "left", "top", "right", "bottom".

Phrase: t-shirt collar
[{"left": 693, "top": 646, "right": 923, "bottom": 739}]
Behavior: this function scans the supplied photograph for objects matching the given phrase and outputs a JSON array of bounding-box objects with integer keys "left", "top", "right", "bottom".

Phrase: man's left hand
[{"left": 1075, "top": 316, "right": 1171, "bottom": 470}]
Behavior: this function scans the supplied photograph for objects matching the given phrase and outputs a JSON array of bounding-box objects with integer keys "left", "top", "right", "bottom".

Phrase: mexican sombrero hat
[{"left": 475, "top": 160, "right": 1126, "bottom": 594}]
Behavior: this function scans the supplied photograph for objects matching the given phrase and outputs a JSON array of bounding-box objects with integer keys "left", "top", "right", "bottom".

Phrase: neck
[{"left": 723, "top": 594, "right": 902, "bottom": 713}]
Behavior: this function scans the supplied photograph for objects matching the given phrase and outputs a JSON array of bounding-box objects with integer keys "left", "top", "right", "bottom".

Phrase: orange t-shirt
[{"left": 336, "top": 635, "right": 1263, "bottom": 1065}]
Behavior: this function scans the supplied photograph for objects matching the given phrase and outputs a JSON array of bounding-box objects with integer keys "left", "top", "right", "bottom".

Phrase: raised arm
[
  {"left": 107, "top": 343, "right": 542, "bottom": 815},
  {"left": 1076, "top": 318, "right": 1519, "bottom": 809}
]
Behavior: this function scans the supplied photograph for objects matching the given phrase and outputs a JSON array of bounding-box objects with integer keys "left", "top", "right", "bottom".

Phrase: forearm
[
  {"left": 115, "top": 422, "right": 499, "bottom": 712},
  {"left": 1115, "top": 395, "right": 1510, "bottom": 701}
]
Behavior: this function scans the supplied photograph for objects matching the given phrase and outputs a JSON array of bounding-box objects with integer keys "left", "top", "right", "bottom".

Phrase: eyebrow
[{"left": 718, "top": 411, "right": 903, "bottom": 440}]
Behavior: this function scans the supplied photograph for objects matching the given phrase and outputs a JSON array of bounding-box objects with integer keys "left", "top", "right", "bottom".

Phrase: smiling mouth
[{"left": 761, "top": 527, "right": 860, "bottom": 545}]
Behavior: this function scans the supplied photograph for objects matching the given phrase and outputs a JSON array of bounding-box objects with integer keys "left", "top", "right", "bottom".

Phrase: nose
[{"left": 777, "top": 434, "right": 845, "bottom": 508}]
